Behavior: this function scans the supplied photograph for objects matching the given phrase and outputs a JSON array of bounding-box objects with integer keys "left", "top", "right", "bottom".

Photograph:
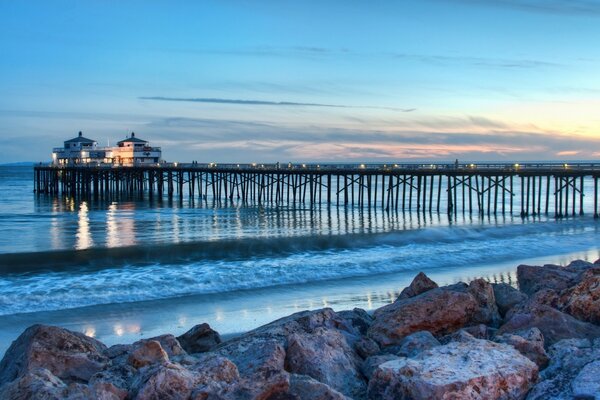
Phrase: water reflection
[{"left": 76, "top": 202, "right": 93, "bottom": 250}]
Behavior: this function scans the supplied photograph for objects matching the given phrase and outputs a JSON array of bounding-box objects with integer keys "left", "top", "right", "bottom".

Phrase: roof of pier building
[
  {"left": 64, "top": 131, "right": 96, "bottom": 144},
  {"left": 117, "top": 132, "right": 148, "bottom": 146}
]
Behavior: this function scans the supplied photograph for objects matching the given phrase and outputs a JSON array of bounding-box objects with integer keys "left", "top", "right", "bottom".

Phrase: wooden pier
[{"left": 34, "top": 162, "right": 600, "bottom": 218}]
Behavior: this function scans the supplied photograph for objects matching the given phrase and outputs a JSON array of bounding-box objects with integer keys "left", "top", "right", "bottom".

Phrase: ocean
[{"left": 0, "top": 165, "right": 598, "bottom": 355}]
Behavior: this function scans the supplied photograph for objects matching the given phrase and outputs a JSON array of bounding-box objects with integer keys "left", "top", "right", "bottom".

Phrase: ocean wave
[{"left": 0, "top": 218, "right": 597, "bottom": 315}]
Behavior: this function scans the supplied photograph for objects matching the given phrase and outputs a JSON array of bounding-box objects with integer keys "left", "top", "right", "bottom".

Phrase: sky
[{"left": 1, "top": 0, "right": 600, "bottom": 163}]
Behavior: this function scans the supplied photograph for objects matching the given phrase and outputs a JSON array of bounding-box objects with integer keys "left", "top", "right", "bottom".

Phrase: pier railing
[{"left": 34, "top": 162, "right": 600, "bottom": 218}]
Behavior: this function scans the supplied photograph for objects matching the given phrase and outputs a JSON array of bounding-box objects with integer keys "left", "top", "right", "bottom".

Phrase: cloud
[
  {"left": 139, "top": 96, "right": 415, "bottom": 112},
  {"left": 390, "top": 53, "right": 560, "bottom": 69},
  {"left": 437, "top": 0, "right": 600, "bottom": 16}
]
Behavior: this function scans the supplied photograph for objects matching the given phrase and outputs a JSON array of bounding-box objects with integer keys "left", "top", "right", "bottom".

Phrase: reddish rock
[
  {"left": 494, "top": 327, "right": 549, "bottom": 368},
  {"left": 127, "top": 340, "right": 168, "bottom": 369},
  {"left": 497, "top": 299, "right": 600, "bottom": 346},
  {"left": 397, "top": 272, "right": 438, "bottom": 300},
  {"left": 367, "top": 338, "right": 538, "bottom": 400},
  {"left": 368, "top": 286, "right": 479, "bottom": 347},
  {"left": 177, "top": 323, "right": 221, "bottom": 354},
  {"left": 492, "top": 283, "right": 528, "bottom": 317},
  {"left": 130, "top": 362, "right": 196, "bottom": 400},
  {"left": 558, "top": 267, "right": 600, "bottom": 324},
  {"left": 0, "top": 325, "right": 108, "bottom": 384},
  {"left": 285, "top": 327, "right": 366, "bottom": 399},
  {"left": 517, "top": 264, "right": 579, "bottom": 295}
]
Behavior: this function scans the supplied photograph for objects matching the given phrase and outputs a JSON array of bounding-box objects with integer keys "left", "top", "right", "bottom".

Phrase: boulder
[
  {"left": 0, "top": 368, "right": 66, "bottom": 400},
  {"left": 177, "top": 323, "right": 221, "bottom": 354},
  {"left": 127, "top": 340, "right": 168, "bottom": 369},
  {"left": 497, "top": 299, "right": 600, "bottom": 346},
  {"left": 0, "top": 325, "right": 108, "bottom": 385},
  {"left": 130, "top": 362, "right": 196, "bottom": 400},
  {"left": 394, "top": 331, "right": 440, "bottom": 357},
  {"left": 571, "top": 360, "right": 600, "bottom": 399},
  {"left": 368, "top": 286, "right": 479, "bottom": 347},
  {"left": 527, "top": 338, "right": 600, "bottom": 399},
  {"left": 135, "top": 334, "right": 185, "bottom": 358},
  {"left": 492, "top": 283, "right": 528, "bottom": 317},
  {"left": 558, "top": 267, "right": 600, "bottom": 324},
  {"left": 286, "top": 374, "right": 350, "bottom": 400},
  {"left": 353, "top": 337, "right": 380, "bottom": 359},
  {"left": 361, "top": 355, "right": 400, "bottom": 380},
  {"left": 467, "top": 278, "right": 502, "bottom": 327},
  {"left": 494, "top": 328, "right": 549, "bottom": 368},
  {"left": 337, "top": 308, "right": 373, "bottom": 336},
  {"left": 397, "top": 272, "right": 438, "bottom": 300},
  {"left": 367, "top": 337, "right": 538, "bottom": 400},
  {"left": 285, "top": 327, "right": 366, "bottom": 399},
  {"left": 517, "top": 264, "right": 579, "bottom": 295}
]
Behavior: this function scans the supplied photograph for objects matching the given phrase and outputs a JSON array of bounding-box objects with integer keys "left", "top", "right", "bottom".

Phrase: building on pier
[{"left": 52, "top": 132, "right": 162, "bottom": 166}]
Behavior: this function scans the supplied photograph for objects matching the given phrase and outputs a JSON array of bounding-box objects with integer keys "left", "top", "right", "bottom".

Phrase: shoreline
[
  {"left": 1, "top": 247, "right": 597, "bottom": 358},
  {"left": 1, "top": 256, "right": 599, "bottom": 398}
]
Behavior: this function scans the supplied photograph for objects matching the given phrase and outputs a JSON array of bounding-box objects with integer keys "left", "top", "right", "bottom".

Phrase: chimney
[
  {"left": 78, "top": 131, "right": 82, "bottom": 137},
  {"left": 131, "top": 132, "right": 135, "bottom": 138}
]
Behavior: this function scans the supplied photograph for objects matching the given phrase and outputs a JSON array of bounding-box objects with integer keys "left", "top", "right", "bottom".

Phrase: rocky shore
[{"left": 1, "top": 259, "right": 600, "bottom": 399}]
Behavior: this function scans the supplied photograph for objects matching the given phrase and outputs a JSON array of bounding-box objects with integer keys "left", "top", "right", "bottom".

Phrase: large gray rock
[
  {"left": 286, "top": 374, "right": 350, "bottom": 400},
  {"left": 527, "top": 338, "right": 600, "bottom": 399},
  {"left": 494, "top": 328, "right": 549, "bottom": 369},
  {"left": 285, "top": 327, "right": 366, "bottom": 399},
  {"left": 0, "top": 325, "right": 108, "bottom": 385},
  {"left": 468, "top": 278, "right": 502, "bottom": 327},
  {"left": 368, "top": 337, "right": 538, "bottom": 400},
  {"left": 493, "top": 283, "right": 528, "bottom": 317},
  {"left": 0, "top": 368, "right": 66, "bottom": 400},
  {"left": 177, "top": 323, "right": 221, "bottom": 354},
  {"left": 394, "top": 331, "right": 440, "bottom": 357},
  {"left": 571, "top": 360, "right": 600, "bottom": 400},
  {"left": 498, "top": 298, "right": 600, "bottom": 346},
  {"left": 517, "top": 264, "right": 579, "bottom": 295},
  {"left": 397, "top": 272, "right": 438, "bottom": 300}
]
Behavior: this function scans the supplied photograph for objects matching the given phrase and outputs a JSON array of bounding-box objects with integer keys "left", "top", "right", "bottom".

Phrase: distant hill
[{"left": 0, "top": 162, "right": 36, "bottom": 167}]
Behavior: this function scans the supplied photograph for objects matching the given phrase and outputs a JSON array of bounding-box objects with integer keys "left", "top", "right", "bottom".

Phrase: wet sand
[{"left": 0, "top": 247, "right": 597, "bottom": 356}]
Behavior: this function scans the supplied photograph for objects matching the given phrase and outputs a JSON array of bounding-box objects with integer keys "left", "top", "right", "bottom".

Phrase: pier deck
[{"left": 34, "top": 162, "right": 600, "bottom": 217}]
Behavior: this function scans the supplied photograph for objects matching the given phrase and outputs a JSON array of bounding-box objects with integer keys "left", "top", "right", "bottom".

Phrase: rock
[
  {"left": 136, "top": 334, "right": 185, "bottom": 358},
  {"left": 467, "top": 278, "right": 502, "bottom": 327},
  {"left": 367, "top": 338, "right": 538, "bottom": 400},
  {"left": 494, "top": 327, "right": 549, "bottom": 368},
  {"left": 337, "top": 308, "right": 373, "bottom": 336},
  {"left": 527, "top": 338, "right": 600, "bottom": 399},
  {"left": 394, "top": 331, "right": 440, "bottom": 357},
  {"left": 517, "top": 264, "right": 579, "bottom": 295},
  {"left": 498, "top": 299, "right": 600, "bottom": 346},
  {"left": 0, "top": 324, "right": 108, "bottom": 384},
  {"left": 285, "top": 327, "right": 366, "bottom": 399},
  {"left": 130, "top": 362, "right": 196, "bottom": 400},
  {"left": 368, "top": 286, "right": 479, "bottom": 347},
  {"left": 353, "top": 337, "right": 380, "bottom": 359},
  {"left": 558, "top": 267, "right": 600, "bottom": 324},
  {"left": 177, "top": 323, "right": 221, "bottom": 354},
  {"left": 571, "top": 360, "right": 600, "bottom": 399},
  {"left": 0, "top": 368, "right": 66, "bottom": 400},
  {"left": 439, "top": 324, "right": 496, "bottom": 344},
  {"left": 286, "top": 374, "right": 350, "bottom": 400},
  {"left": 360, "top": 355, "right": 400, "bottom": 380},
  {"left": 492, "top": 283, "right": 528, "bottom": 317},
  {"left": 127, "top": 340, "right": 169, "bottom": 368},
  {"left": 89, "top": 364, "right": 136, "bottom": 397},
  {"left": 566, "top": 259, "right": 595, "bottom": 271},
  {"left": 64, "top": 381, "right": 128, "bottom": 400},
  {"left": 397, "top": 272, "right": 438, "bottom": 300}
]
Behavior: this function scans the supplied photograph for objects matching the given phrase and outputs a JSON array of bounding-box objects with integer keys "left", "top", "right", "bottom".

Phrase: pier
[{"left": 34, "top": 162, "right": 600, "bottom": 218}]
